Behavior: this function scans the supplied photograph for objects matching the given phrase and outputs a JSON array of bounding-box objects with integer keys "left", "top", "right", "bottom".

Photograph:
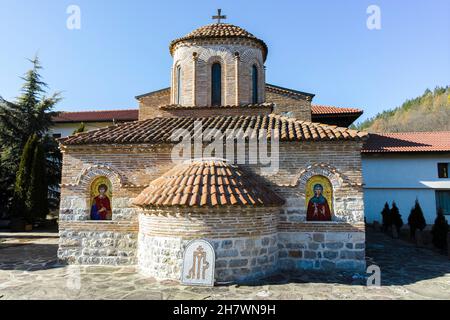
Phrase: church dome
[
  {"left": 170, "top": 23, "right": 268, "bottom": 61},
  {"left": 133, "top": 159, "right": 284, "bottom": 208}
]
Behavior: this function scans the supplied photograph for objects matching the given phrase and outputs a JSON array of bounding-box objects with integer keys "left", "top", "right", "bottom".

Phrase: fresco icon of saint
[
  {"left": 90, "top": 177, "right": 112, "bottom": 221},
  {"left": 306, "top": 176, "right": 333, "bottom": 222}
]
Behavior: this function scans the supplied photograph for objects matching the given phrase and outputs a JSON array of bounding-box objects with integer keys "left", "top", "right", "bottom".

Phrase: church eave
[{"left": 59, "top": 114, "right": 369, "bottom": 146}]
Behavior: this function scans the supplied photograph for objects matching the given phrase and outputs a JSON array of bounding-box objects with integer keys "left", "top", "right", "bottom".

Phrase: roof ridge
[
  {"left": 363, "top": 131, "right": 450, "bottom": 153},
  {"left": 372, "top": 131, "right": 450, "bottom": 136},
  {"left": 266, "top": 83, "right": 315, "bottom": 99},
  {"left": 159, "top": 102, "right": 274, "bottom": 110},
  {"left": 57, "top": 109, "right": 137, "bottom": 114},
  {"left": 312, "top": 104, "right": 363, "bottom": 111}
]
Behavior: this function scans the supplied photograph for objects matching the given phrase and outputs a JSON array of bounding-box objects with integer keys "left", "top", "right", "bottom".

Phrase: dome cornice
[{"left": 170, "top": 23, "right": 268, "bottom": 61}]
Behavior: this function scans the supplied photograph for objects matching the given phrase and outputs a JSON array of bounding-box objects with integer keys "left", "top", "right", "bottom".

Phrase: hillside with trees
[{"left": 353, "top": 86, "right": 449, "bottom": 133}]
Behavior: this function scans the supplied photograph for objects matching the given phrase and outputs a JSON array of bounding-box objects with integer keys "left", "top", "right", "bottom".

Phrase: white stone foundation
[
  {"left": 138, "top": 234, "right": 278, "bottom": 283},
  {"left": 278, "top": 231, "right": 366, "bottom": 271}
]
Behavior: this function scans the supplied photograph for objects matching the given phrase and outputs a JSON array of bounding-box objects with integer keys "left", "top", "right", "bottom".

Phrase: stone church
[{"left": 58, "top": 15, "right": 368, "bottom": 283}]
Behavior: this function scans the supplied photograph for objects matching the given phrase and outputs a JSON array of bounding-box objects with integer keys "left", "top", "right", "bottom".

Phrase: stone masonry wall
[
  {"left": 139, "top": 234, "right": 278, "bottom": 283},
  {"left": 171, "top": 40, "right": 265, "bottom": 106},
  {"left": 278, "top": 228, "right": 365, "bottom": 272},
  {"left": 139, "top": 105, "right": 272, "bottom": 120},
  {"left": 60, "top": 142, "right": 364, "bottom": 224},
  {"left": 138, "top": 88, "right": 170, "bottom": 121},
  {"left": 58, "top": 221, "right": 138, "bottom": 265},
  {"left": 58, "top": 156, "right": 143, "bottom": 265},
  {"left": 138, "top": 86, "right": 312, "bottom": 122},
  {"left": 265, "top": 90, "right": 312, "bottom": 121},
  {"left": 59, "top": 140, "right": 365, "bottom": 272},
  {"left": 138, "top": 208, "right": 279, "bottom": 282}
]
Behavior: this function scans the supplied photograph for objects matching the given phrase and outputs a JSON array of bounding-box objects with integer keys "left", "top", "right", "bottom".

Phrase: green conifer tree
[
  {"left": 12, "top": 134, "right": 38, "bottom": 222},
  {"left": 72, "top": 122, "right": 85, "bottom": 135},
  {"left": 431, "top": 209, "right": 449, "bottom": 250},
  {"left": 381, "top": 202, "right": 391, "bottom": 232},
  {"left": 26, "top": 142, "right": 49, "bottom": 221},
  {"left": 0, "top": 57, "right": 62, "bottom": 217},
  {"left": 407, "top": 199, "right": 427, "bottom": 239},
  {"left": 391, "top": 201, "right": 403, "bottom": 234}
]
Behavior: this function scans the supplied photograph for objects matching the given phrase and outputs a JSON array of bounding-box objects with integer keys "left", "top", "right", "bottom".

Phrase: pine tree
[
  {"left": 26, "top": 142, "right": 49, "bottom": 221},
  {"left": 73, "top": 122, "right": 85, "bottom": 135},
  {"left": 0, "top": 56, "right": 62, "bottom": 217},
  {"left": 408, "top": 199, "right": 427, "bottom": 239},
  {"left": 0, "top": 57, "right": 59, "bottom": 148},
  {"left": 391, "top": 201, "right": 403, "bottom": 233},
  {"left": 431, "top": 209, "right": 449, "bottom": 250},
  {"left": 381, "top": 202, "right": 391, "bottom": 232},
  {"left": 12, "top": 134, "right": 38, "bottom": 222}
]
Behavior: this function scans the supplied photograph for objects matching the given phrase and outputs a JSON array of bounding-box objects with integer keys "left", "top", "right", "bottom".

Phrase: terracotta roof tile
[
  {"left": 170, "top": 23, "right": 268, "bottom": 60},
  {"left": 133, "top": 159, "right": 285, "bottom": 208},
  {"left": 311, "top": 105, "right": 363, "bottom": 115},
  {"left": 60, "top": 114, "right": 368, "bottom": 145},
  {"left": 362, "top": 131, "right": 450, "bottom": 153},
  {"left": 159, "top": 103, "right": 274, "bottom": 110},
  {"left": 52, "top": 110, "right": 138, "bottom": 123}
]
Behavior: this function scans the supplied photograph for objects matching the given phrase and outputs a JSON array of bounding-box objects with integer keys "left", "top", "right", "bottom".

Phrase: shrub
[
  {"left": 431, "top": 208, "right": 449, "bottom": 250},
  {"left": 407, "top": 199, "right": 427, "bottom": 239},
  {"left": 73, "top": 122, "right": 85, "bottom": 134},
  {"left": 381, "top": 202, "right": 391, "bottom": 232},
  {"left": 391, "top": 201, "right": 403, "bottom": 233}
]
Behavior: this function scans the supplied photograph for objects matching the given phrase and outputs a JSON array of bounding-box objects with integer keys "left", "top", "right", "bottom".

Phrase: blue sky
[{"left": 0, "top": 0, "right": 448, "bottom": 122}]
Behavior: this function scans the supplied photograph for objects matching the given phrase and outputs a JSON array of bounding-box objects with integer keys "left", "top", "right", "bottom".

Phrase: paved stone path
[{"left": 0, "top": 229, "right": 449, "bottom": 300}]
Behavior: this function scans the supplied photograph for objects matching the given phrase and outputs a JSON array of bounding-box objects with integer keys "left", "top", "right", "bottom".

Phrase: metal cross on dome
[{"left": 212, "top": 9, "right": 227, "bottom": 24}]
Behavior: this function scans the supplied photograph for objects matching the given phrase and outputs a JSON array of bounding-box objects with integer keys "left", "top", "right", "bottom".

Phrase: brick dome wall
[
  {"left": 169, "top": 24, "right": 267, "bottom": 107},
  {"left": 171, "top": 42, "right": 265, "bottom": 106}
]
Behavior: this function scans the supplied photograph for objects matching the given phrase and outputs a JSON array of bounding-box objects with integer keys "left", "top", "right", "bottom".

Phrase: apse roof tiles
[{"left": 133, "top": 159, "right": 285, "bottom": 208}]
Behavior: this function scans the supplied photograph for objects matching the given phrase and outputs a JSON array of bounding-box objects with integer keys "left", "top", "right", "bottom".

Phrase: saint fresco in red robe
[
  {"left": 306, "top": 183, "right": 332, "bottom": 221},
  {"left": 90, "top": 184, "right": 112, "bottom": 220}
]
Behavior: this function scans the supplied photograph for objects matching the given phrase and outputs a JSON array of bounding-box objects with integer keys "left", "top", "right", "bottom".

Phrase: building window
[
  {"left": 211, "top": 63, "right": 222, "bottom": 106},
  {"left": 436, "top": 191, "right": 450, "bottom": 215},
  {"left": 438, "top": 163, "right": 449, "bottom": 178},
  {"left": 176, "top": 66, "right": 182, "bottom": 105},
  {"left": 252, "top": 65, "right": 258, "bottom": 104}
]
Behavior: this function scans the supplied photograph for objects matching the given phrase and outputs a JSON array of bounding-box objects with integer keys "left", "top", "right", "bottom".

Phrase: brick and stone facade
[
  {"left": 58, "top": 141, "right": 366, "bottom": 281},
  {"left": 138, "top": 85, "right": 313, "bottom": 121},
  {"left": 138, "top": 207, "right": 279, "bottom": 282},
  {"left": 57, "top": 20, "right": 367, "bottom": 283}
]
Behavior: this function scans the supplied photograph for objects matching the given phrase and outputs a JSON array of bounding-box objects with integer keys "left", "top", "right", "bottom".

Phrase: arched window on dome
[
  {"left": 211, "top": 63, "right": 222, "bottom": 106},
  {"left": 176, "top": 65, "right": 182, "bottom": 105},
  {"left": 252, "top": 65, "right": 258, "bottom": 104}
]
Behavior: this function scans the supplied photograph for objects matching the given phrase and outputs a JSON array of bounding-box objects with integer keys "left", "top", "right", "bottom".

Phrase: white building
[
  {"left": 50, "top": 109, "right": 138, "bottom": 138},
  {"left": 362, "top": 132, "right": 450, "bottom": 225}
]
